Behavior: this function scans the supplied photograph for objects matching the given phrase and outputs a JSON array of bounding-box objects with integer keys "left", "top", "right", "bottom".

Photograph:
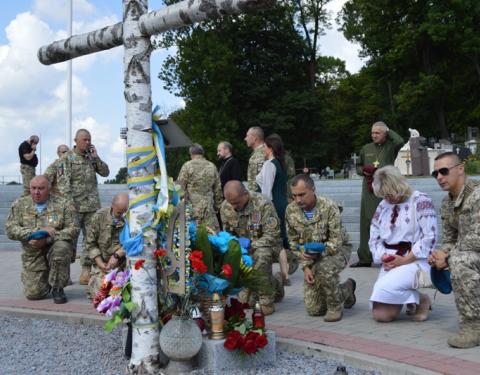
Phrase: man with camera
[
  {"left": 18, "top": 135, "right": 40, "bottom": 196},
  {"left": 55, "top": 129, "right": 110, "bottom": 285},
  {"left": 286, "top": 174, "right": 356, "bottom": 322}
]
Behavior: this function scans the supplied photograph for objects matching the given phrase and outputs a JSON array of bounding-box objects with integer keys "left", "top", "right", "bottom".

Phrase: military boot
[
  {"left": 260, "top": 304, "right": 275, "bottom": 316},
  {"left": 324, "top": 309, "right": 343, "bottom": 322},
  {"left": 274, "top": 272, "right": 285, "bottom": 303},
  {"left": 52, "top": 288, "right": 67, "bottom": 304},
  {"left": 343, "top": 278, "right": 356, "bottom": 309},
  {"left": 79, "top": 266, "right": 91, "bottom": 285},
  {"left": 448, "top": 322, "right": 480, "bottom": 349}
]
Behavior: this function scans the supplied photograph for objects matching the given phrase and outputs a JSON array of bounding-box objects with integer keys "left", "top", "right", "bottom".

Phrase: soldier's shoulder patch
[{"left": 266, "top": 216, "right": 278, "bottom": 230}]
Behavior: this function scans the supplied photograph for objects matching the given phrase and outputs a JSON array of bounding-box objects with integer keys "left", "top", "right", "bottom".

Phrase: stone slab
[{"left": 194, "top": 331, "right": 276, "bottom": 374}]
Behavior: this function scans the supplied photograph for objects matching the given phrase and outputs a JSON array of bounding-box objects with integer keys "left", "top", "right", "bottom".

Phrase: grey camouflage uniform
[
  {"left": 440, "top": 179, "right": 480, "bottom": 325},
  {"left": 5, "top": 196, "right": 78, "bottom": 299},
  {"left": 286, "top": 196, "right": 352, "bottom": 316},
  {"left": 55, "top": 148, "right": 110, "bottom": 267},
  {"left": 247, "top": 145, "right": 265, "bottom": 192},
  {"left": 85, "top": 207, "right": 126, "bottom": 298},
  {"left": 221, "top": 192, "right": 282, "bottom": 307},
  {"left": 177, "top": 157, "right": 222, "bottom": 230}
]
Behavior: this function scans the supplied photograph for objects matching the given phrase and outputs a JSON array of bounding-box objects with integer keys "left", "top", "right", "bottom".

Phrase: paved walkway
[{"left": 0, "top": 247, "right": 479, "bottom": 375}]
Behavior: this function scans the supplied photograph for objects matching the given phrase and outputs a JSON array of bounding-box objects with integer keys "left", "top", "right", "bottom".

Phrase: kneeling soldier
[
  {"left": 5, "top": 175, "right": 78, "bottom": 303},
  {"left": 286, "top": 174, "right": 356, "bottom": 322}
]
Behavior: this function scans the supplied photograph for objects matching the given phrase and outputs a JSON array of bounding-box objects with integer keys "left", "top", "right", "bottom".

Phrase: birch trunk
[
  {"left": 38, "top": 0, "right": 274, "bottom": 65},
  {"left": 123, "top": 1, "right": 160, "bottom": 373}
]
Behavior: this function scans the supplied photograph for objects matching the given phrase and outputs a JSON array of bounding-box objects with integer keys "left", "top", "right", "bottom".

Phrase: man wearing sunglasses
[{"left": 428, "top": 152, "right": 480, "bottom": 348}]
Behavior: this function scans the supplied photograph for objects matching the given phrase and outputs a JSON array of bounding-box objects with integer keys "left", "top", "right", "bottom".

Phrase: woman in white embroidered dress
[{"left": 369, "top": 166, "right": 437, "bottom": 322}]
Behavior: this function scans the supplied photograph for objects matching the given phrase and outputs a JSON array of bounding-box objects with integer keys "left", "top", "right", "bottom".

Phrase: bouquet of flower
[
  {"left": 223, "top": 298, "right": 268, "bottom": 355},
  {"left": 93, "top": 268, "right": 135, "bottom": 332}
]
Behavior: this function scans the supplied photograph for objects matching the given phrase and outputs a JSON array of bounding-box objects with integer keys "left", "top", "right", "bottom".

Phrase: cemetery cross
[{"left": 37, "top": 0, "right": 273, "bottom": 373}]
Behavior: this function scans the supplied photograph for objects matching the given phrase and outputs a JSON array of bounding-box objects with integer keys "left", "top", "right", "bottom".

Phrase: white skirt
[{"left": 369, "top": 260, "right": 430, "bottom": 305}]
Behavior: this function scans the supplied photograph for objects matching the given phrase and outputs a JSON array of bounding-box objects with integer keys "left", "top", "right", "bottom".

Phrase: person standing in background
[{"left": 18, "top": 135, "right": 39, "bottom": 196}]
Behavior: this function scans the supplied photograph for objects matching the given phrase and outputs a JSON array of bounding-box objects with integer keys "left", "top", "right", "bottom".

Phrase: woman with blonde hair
[{"left": 369, "top": 166, "right": 437, "bottom": 322}]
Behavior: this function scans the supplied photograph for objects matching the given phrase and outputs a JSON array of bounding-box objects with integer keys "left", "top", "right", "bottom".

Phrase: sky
[{"left": 0, "top": 0, "right": 363, "bottom": 183}]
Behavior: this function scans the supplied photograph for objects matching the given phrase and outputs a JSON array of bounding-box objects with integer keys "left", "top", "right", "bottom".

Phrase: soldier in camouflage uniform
[
  {"left": 5, "top": 175, "right": 78, "bottom": 303},
  {"left": 286, "top": 174, "right": 356, "bottom": 322},
  {"left": 86, "top": 193, "right": 128, "bottom": 298},
  {"left": 55, "top": 129, "right": 110, "bottom": 285},
  {"left": 221, "top": 180, "right": 284, "bottom": 315},
  {"left": 44, "top": 144, "right": 69, "bottom": 198},
  {"left": 428, "top": 152, "right": 480, "bottom": 348},
  {"left": 244, "top": 127, "right": 265, "bottom": 192},
  {"left": 177, "top": 144, "right": 222, "bottom": 230}
]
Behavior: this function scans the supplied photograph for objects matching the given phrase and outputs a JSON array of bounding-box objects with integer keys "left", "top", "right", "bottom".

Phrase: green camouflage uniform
[
  {"left": 44, "top": 158, "right": 63, "bottom": 198},
  {"left": 285, "top": 151, "right": 296, "bottom": 199},
  {"left": 440, "top": 180, "right": 480, "bottom": 327},
  {"left": 177, "top": 157, "right": 222, "bottom": 230},
  {"left": 85, "top": 207, "right": 126, "bottom": 298},
  {"left": 55, "top": 148, "right": 110, "bottom": 267},
  {"left": 247, "top": 144, "right": 265, "bottom": 192},
  {"left": 285, "top": 196, "right": 352, "bottom": 316},
  {"left": 20, "top": 164, "right": 36, "bottom": 196},
  {"left": 5, "top": 196, "right": 78, "bottom": 299},
  {"left": 220, "top": 192, "right": 282, "bottom": 307}
]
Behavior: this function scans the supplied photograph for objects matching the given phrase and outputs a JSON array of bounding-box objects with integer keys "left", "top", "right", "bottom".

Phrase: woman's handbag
[
  {"left": 412, "top": 263, "right": 433, "bottom": 289},
  {"left": 410, "top": 193, "right": 433, "bottom": 289}
]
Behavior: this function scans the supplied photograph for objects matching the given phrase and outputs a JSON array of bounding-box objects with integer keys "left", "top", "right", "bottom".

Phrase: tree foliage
[{"left": 156, "top": 0, "right": 480, "bottom": 172}]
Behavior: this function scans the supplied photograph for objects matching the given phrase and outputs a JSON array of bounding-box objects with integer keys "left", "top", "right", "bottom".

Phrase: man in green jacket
[{"left": 351, "top": 121, "right": 404, "bottom": 267}]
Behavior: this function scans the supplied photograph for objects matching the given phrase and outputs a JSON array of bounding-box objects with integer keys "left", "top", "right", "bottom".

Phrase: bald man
[
  {"left": 5, "top": 175, "right": 79, "bottom": 303},
  {"left": 86, "top": 193, "right": 128, "bottom": 298},
  {"left": 221, "top": 181, "right": 284, "bottom": 315},
  {"left": 55, "top": 129, "right": 110, "bottom": 285}
]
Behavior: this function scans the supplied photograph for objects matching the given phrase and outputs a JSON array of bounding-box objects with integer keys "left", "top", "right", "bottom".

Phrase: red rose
[
  {"left": 255, "top": 334, "right": 268, "bottom": 349},
  {"left": 134, "top": 259, "right": 145, "bottom": 270},
  {"left": 222, "top": 264, "right": 233, "bottom": 278},
  {"left": 245, "top": 331, "right": 259, "bottom": 341},
  {"left": 92, "top": 288, "right": 108, "bottom": 308},
  {"left": 154, "top": 248, "right": 167, "bottom": 257},
  {"left": 189, "top": 250, "right": 203, "bottom": 261},
  {"left": 226, "top": 330, "right": 242, "bottom": 340},
  {"left": 191, "top": 258, "right": 208, "bottom": 274},
  {"left": 224, "top": 337, "right": 237, "bottom": 351},
  {"left": 243, "top": 339, "right": 258, "bottom": 355}
]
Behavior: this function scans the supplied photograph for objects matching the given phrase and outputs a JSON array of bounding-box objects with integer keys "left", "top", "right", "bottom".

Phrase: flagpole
[{"left": 66, "top": 0, "right": 73, "bottom": 147}]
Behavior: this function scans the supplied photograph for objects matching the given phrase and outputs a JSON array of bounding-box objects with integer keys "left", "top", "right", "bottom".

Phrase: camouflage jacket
[
  {"left": 247, "top": 144, "right": 265, "bottom": 192},
  {"left": 86, "top": 207, "right": 125, "bottom": 261},
  {"left": 5, "top": 196, "right": 79, "bottom": 250},
  {"left": 56, "top": 148, "right": 109, "bottom": 213},
  {"left": 44, "top": 158, "right": 62, "bottom": 197},
  {"left": 441, "top": 179, "right": 480, "bottom": 253},
  {"left": 220, "top": 192, "right": 281, "bottom": 252},
  {"left": 285, "top": 196, "right": 343, "bottom": 270},
  {"left": 177, "top": 157, "right": 223, "bottom": 211}
]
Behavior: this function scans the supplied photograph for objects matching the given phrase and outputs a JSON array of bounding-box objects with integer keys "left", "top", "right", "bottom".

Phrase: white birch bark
[
  {"left": 37, "top": 0, "right": 274, "bottom": 65},
  {"left": 123, "top": 1, "right": 160, "bottom": 373}
]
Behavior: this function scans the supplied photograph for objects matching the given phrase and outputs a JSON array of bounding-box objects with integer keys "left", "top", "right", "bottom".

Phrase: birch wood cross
[{"left": 38, "top": 0, "right": 272, "bottom": 373}]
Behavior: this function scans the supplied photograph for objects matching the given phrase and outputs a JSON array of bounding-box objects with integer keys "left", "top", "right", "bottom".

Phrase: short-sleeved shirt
[{"left": 19, "top": 141, "right": 38, "bottom": 167}]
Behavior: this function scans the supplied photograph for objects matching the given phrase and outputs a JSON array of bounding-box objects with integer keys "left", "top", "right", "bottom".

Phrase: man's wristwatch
[{"left": 113, "top": 252, "right": 121, "bottom": 260}]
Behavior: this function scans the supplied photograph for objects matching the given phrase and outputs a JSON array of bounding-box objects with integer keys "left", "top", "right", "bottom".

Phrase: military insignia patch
[{"left": 266, "top": 216, "right": 278, "bottom": 229}]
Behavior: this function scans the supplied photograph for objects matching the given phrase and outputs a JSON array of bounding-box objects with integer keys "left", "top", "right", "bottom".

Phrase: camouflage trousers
[
  {"left": 21, "top": 240, "right": 72, "bottom": 300},
  {"left": 304, "top": 252, "right": 348, "bottom": 316},
  {"left": 75, "top": 211, "right": 96, "bottom": 268},
  {"left": 20, "top": 164, "right": 35, "bottom": 196},
  {"left": 239, "top": 247, "right": 280, "bottom": 307},
  {"left": 450, "top": 251, "right": 480, "bottom": 323}
]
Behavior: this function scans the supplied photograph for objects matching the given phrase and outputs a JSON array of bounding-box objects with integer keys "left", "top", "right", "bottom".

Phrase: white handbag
[{"left": 410, "top": 193, "right": 433, "bottom": 289}]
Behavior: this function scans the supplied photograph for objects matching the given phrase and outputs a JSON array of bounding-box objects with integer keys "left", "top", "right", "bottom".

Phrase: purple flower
[
  {"left": 112, "top": 270, "right": 130, "bottom": 289},
  {"left": 104, "top": 269, "right": 118, "bottom": 283},
  {"left": 96, "top": 294, "right": 122, "bottom": 315}
]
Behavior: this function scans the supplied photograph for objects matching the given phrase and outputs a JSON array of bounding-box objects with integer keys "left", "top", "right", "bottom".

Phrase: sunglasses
[{"left": 431, "top": 163, "right": 461, "bottom": 178}]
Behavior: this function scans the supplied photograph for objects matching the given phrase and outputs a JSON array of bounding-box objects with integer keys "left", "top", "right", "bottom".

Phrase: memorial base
[{"left": 194, "top": 331, "right": 276, "bottom": 374}]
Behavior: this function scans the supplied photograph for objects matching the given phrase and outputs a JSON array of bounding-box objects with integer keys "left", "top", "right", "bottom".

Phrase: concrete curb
[
  {"left": 0, "top": 305, "right": 440, "bottom": 375},
  {"left": 276, "top": 337, "right": 441, "bottom": 375}
]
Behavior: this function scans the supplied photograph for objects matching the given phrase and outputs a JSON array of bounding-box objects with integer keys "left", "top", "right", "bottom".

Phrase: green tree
[{"left": 105, "top": 167, "right": 127, "bottom": 184}]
